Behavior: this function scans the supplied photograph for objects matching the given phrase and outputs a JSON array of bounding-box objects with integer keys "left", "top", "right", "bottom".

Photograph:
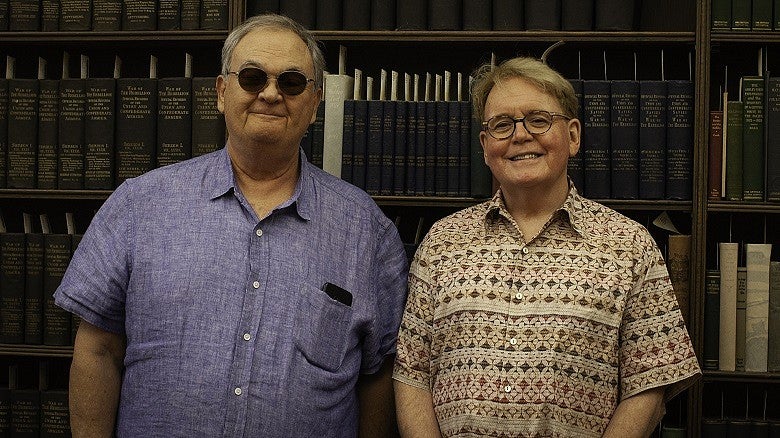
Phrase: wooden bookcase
[{"left": 2, "top": 0, "right": 779, "bottom": 436}]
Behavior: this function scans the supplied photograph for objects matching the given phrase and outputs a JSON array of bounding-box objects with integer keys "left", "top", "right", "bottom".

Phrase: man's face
[
  {"left": 479, "top": 77, "right": 580, "bottom": 193},
  {"left": 217, "top": 27, "right": 321, "bottom": 152}
]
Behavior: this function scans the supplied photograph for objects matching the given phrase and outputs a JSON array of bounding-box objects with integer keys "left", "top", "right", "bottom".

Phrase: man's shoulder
[
  {"left": 121, "top": 151, "right": 221, "bottom": 197},
  {"left": 576, "top": 197, "right": 656, "bottom": 246},
  {"left": 306, "top": 165, "right": 387, "bottom": 220}
]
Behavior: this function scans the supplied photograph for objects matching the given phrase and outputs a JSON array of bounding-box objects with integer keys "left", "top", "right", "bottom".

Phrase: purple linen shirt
[{"left": 55, "top": 148, "right": 409, "bottom": 437}]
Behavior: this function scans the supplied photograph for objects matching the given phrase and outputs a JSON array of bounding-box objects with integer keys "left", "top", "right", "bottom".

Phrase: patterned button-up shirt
[
  {"left": 55, "top": 148, "right": 409, "bottom": 437},
  {"left": 393, "top": 185, "right": 700, "bottom": 437}
]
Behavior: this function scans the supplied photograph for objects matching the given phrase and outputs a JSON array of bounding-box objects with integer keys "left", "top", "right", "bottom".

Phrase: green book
[
  {"left": 731, "top": 0, "right": 751, "bottom": 30},
  {"left": 741, "top": 77, "right": 765, "bottom": 201},
  {"left": 725, "top": 100, "right": 744, "bottom": 201},
  {"left": 752, "top": 0, "right": 772, "bottom": 30},
  {"left": 711, "top": 0, "right": 731, "bottom": 29}
]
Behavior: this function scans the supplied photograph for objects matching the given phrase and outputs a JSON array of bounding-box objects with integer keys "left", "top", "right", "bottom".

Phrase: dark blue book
[
  {"left": 365, "top": 99, "right": 383, "bottom": 195},
  {"left": 434, "top": 100, "right": 449, "bottom": 196},
  {"left": 458, "top": 101, "right": 471, "bottom": 197},
  {"left": 447, "top": 100, "right": 461, "bottom": 196},
  {"left": 609, "top": 80, "right": 639, "bottom": 199},
  {"left": 352, "top": 99, "right": 368, "bottom": 190},
  {"left": 582, "top": 80, "right": 611, "bottom": 199},
  {"left": 393, "top": 100, "right": 408, "bottom": 195},
  {"left": 665, "top": 80, "right": 693, "bottom": 200},
  {"left": 380, "top": 100, "right": 395, "bottom": 195},
  {"left": 425, "top": 101, "right": 438, "bottom": 195},
  {"left": 404, "top": 101, "right": 418, "bottom": 195},
  {"left": 414, "top": 101, "right": 427, "bottom": 195},
  {"left": 638, "top": 80, "right": 666, "bottom": 199},
  {"left": 340, "top": 99, "right": 355, "bottom": 184}
]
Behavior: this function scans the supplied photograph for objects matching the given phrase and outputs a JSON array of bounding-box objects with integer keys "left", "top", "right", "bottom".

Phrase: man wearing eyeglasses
[
  {"left": 393, "top": 57, "right": 700, "bottom": 437},
  {"left": 56, "top": 14, "right": 408, "bottom": 437}
]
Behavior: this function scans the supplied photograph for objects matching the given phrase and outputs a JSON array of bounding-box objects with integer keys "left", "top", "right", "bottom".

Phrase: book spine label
[
  {"left": 414, "top": 101, "right": 427, "bottom": 195},
  {"left": 116, "top": 78, "right": 157, "bottom": 186},
  {"left": 41, "top": 0, "right": 60, "bottom": 31},
  {"left": 40, "top": 391, "right": 70, "bottom": 435},
  {"left": 59, "top": 0, "right": 91, "bottom": 30},
  {"left": 434, "top": 101, "right": 449, "bottom": 196},
  {"left": 200, "top": 0, "right": 227, "bottom": 29},
  {"left": 609, "top": 80, "right": 639, "bottom": 199},
  {"left": 365, "top": 99, "right": 383, "bottom": 195},
  {"left": 24, "top": 232, "right": 44, "bottom": 344},
  {"left": 352, "top": 100, "right": 368, "bottom": 190},
  {"left": 458, "top": 101, "right": 471, "bottom": 197},
  {"left": 6, "top": 79, "right": 38, "bottom": 189},
  {"left": 424, "top": 102, "right": 438, "bottom": 196},
  {"left": 91, "top": 0, "right": 121, "bottom": 30},
  {"left": 582, "top": 80, "right": 611, "bottom": 199},
  {"left": 707, "top": 111, "right": 724, "bottom": 200},
  {"left": 157, "top": 0, "right": 180, "bottom": 29},
  {"left": 767, "top": 78, "right": 780, "bottom": 201},
  {"left": 122, "top": 0, "right": 157, "bottom": 30},
  {"left": 43, "top": 234, "right": 72, "bottom": 346},
  {"left": 37, "top": 80, "right": 59, "bottom": 189},
  {"left": 9, "top": 0, "right": 40, "bottom": 31},
  {"left": 731, "top": 0, "right": 751, "bottom": 29},
  {"left": 711, "top": 0, "right": 731, "bottom": 29},
  {"left": 665, "top": 80, "right": 694, "bottom": 200},
  {"left": 446, "top": 100, "right": 461, "bottom": 196},
  {"left": 340, "top": 100, "right": 355, "bottom": 184},
  {"left": 404, "top": 102, "right": 417, "bottom": 195},
  {"left": 393, "top": 101, "right": 408, "bottom": 195},
  {"left": 638, "top": 81, "right": 667, "bottom": 199},
  {"left": 741, "top": 77, "right": 765, "bottom": 201},
  {"left": 85, "top": 78, "right": 116, "bottom": 190},
  {"left": 191, "top": 77, "right": 225, "bottom": 157},
  {"left": 180, "top": 0, "right": 199, "bottom": 29},
  {"left": 0, "top": 233, "right": 26, "bottom": 344},
  {"left": 157, "top": 78, "right": 192, "bottom": 168},
  {"left": 380, "top": 100, "right": 396, "bottom": 195},
  {"left": 58, "top": 78, "right": 86, "bottom": 190}
]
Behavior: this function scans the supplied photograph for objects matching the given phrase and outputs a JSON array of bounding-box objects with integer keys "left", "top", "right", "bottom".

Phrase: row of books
[
  {"left": 249, "top": 0, "right": 693, "bottom": 32},
  {"left": 0, "top": 388, "right": 69, "bottom": 436},
  {"left": 708, "top": 75, "right": 780, "bottom": 203},
  {"left": 704, "top": 243, "right": 780, "bottom": 373},
  {"left": 0, "top": 0, "right": 229, "bottom": 32},
  {"left": 0, "top": 57, "right": 226, "bottom": 190},
  {"left": 0, "top": 214, "right": 82, "bottom": 347},
  {"left": 712, "top": 0, "right": 780, "bottom": 31}
]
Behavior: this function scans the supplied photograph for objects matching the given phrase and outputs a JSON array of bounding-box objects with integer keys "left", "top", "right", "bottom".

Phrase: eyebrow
[{"left": 237, "top": 61, "right": 306, "bottom": 74}]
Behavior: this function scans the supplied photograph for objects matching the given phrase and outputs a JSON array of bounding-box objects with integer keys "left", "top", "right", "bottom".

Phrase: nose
[
  {"left": 510, "top": 118, "right": 533, "bottom": 141},
  {"left": 258, "top": 78, "right": 282, "bottom": 102}
]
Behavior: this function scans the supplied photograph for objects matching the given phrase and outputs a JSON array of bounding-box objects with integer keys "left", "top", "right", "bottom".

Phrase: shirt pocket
[{"left": 293, "top": 285, "right": 354, "bottom": 372}]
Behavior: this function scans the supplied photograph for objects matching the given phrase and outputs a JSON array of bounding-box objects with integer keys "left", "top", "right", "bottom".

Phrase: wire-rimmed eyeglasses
[{"left": 482, "top": 110, "right": 572, "bottom": 139}]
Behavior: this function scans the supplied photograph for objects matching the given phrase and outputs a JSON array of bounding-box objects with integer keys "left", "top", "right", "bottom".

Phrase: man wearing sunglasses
[{"left": 56, "top": 14, "right": 408, "bottom": 438}]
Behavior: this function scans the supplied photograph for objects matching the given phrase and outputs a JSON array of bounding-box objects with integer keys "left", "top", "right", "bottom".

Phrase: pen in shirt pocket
[{"left": 321, "top": 282, "right": 352, "bottom": 307}]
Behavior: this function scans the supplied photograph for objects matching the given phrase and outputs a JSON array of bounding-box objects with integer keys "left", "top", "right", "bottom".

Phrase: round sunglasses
[{"left": 227, "top": 67, "right": 315, "bottom": 96}]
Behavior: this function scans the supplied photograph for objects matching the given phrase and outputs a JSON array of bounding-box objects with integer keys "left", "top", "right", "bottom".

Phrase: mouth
[{"left": 509, "top": 153, "right": 542, "bottom": 161}]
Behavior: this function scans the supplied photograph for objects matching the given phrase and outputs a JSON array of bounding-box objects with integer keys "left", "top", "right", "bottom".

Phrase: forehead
[
  {"left": 232, "top": 27, "right": 313, "bottom": 71},
  {"left": 485, "top": 77, "right": 561, "bottom": 114}
]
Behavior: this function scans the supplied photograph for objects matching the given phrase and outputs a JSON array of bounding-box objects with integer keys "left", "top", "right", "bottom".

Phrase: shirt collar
[
  {"left": 482, "top": 179, "right": 588, "bottom": 238},
  {"left": 208, "top": 147, "right": 314, "bottom": 221}
]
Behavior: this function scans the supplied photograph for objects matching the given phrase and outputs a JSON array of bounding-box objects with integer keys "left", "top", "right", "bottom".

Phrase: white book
[
  {"left": 322, "top": 46, "right": 355, "bottom": 177},
  {"left": 768, "top": 261, "right": 780, "bottom": 372},
  {"left": 718, "top": 242, "right": 738, "bottom": 371},
  {"left": 744, "top": 243, "right": 772, "bottom": 372}
]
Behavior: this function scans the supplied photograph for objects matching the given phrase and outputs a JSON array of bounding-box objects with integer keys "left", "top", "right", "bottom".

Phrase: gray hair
[{"left": 221, "top": 14, "right": 325, "bottom": 90}]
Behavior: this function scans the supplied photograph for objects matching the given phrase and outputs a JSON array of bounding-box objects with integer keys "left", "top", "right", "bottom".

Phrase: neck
[{"left": 501, "top": 178, "right": 569, "bottom": 239}]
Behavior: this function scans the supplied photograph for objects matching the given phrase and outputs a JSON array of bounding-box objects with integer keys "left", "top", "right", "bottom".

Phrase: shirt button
[
  {"left": 243, "top": 333, "right": 251, "bottom": 341},
  {"left": 234, "top": 387, "right": 242, "bottom": 396},
  {"left": 515, "top": 292, "right": 523, "bottom": 300},
  {"left": 504, "top": 385, "right": 512, "bottom": 393},
  {"left": 510, "top": 338, "right": 517, "bottom": 345},
  {"left": 521, "top": 247, "right": 529, "bottom": 254},
  {"left": 252, "top": 281, "right": 260, "bottom": 289},
  {"left": 256, "top": 229, "right": 263, "bottom": 237}
]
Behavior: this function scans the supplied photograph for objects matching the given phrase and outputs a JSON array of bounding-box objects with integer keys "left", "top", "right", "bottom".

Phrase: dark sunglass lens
[
  {"left": 277, "top": 71, "right": 308, "bottom": 95},
  {"left": 237, "top": 68, "right": 268, "bottom": 93}
]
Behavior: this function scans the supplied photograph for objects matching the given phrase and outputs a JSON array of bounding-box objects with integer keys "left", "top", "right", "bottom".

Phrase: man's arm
[
  {"left": 357, "top": 357, "right": 397, "bottom": 438},
  {"left": 394, "top": 380, "right": 442, "bottom": 438},
  {"left": 69, "top": 320, "right": 126, "bottom": 437},
  {"left": 602, "top": 386, "right": 666, "bottom": 438}
]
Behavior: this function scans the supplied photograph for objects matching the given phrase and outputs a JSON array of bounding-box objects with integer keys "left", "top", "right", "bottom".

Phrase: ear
[
  {"left": 216, "top": 75, "right": 227, "bottom": 114},
  {"left": 479, "top": 130, "right": 489, "bottom": 165},
  {"left": 309, "top": 88, "right": 323, "bottom": 124},
  {"left": 567, "top": 118, "right": 581, "bottom": 157}
]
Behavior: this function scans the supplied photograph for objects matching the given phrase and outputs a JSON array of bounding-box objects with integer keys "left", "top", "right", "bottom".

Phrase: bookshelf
[{"left": 1, "top": 0, "right": 776, "bottom": 436}]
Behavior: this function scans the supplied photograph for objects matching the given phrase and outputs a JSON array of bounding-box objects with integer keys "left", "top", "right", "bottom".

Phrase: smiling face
[
  {"left": 216, "top": 27, "right": 321, "bottom": 157},
  {"left": 480, "top": 76, "right": 580, "bottom": 197}
]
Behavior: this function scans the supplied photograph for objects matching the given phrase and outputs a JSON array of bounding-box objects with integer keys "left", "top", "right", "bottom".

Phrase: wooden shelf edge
[
  {"left": 711, "top": 31, "right": 780, "bottom": 43},
  {"left": 312, "top": 30, "right": 695, "bottom": 43},
  {"left": 0, "top": 30, "right": 228, "bottom": 42},
  {"left": 703, "top": 369, "right": 780, "bottom": 383},
  {"left": 0, "top": 189, "right": 112, "bottom": 200},
  {"left": 707, "top": 201, "right": 780, "bottom": 213},
  {"left": 0, "top": 344, "right": 73, "bottom": 358}
]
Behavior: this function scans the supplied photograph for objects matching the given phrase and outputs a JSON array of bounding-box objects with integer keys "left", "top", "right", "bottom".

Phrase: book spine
[
  {"left": 582, "top": 80, "right": 611, "bottom": 199},
  {"left": 315, "top": 0, "right": 342, "bottom": 30},
  {"left": 725, "top": 101, "right": 744, "bottom": 201},
  {"left": 424, "top": 101, "right": 438, "bottom": 196},
  {"left": 352, "top": 99, "right": 368, "bottom": 190},
  {"left": 157, "top": 0, "right": 180, "bottom": 30},
  {"left": 667, "top": 234, "right": 691, "bottom": 328},
  {"left": 24, "top": 232, "right": 44, "bottom": 344},
  {"left": 365, "top": 99, "right": 383, "bottom": 195},
  {"left": 246, "top": 0, "right": 280, "bottom": 16},
  {"left": 43, "top": 234, "right": 72, "bottom": 346},
  {"left": 322, "top": 75, "right": 353, "bottom": 176},
  {"left": 707, "top": 110, "right": 724, "bottom": 200},
  {"left": 180, "top": 0, "right": 200, "bottom": 29},
  {"left": 768, "top": 77, "right": 780, "bottom": 201},
  {"left": 40, "top": 390, "right": 69, "bottom": 436},
  {"left": 393, "top": 100, "right": 408, "bottom": 195},
  {"left": 41, "top": 0, "right": 60, "bottom": 31},
  {"left": 191, "top": 77, "right": 225, "bottom": 157},
  {"left": 9, "top": 0, "right": 40, "bottom": 31},
  {"left": 665, "top": 80, "right": 694, "bottom": 200},
  {"left": 446, "top": 100, "right": 461, "bottom": 196},
  {"left": 10, "top": 389, "right": 40, "bottom": 436},
  {"left": 91, "top": 0, "right": 121, "bottom": 30},
  {"left": 342, "top": 0, "right": 370, "bottom": 30},
  {"left": 561, "top": 0, "right": 593, "bottom": 30},
  {"left": 492, "top": 0, "right": 523, "bottom": 30},
  {"left": 568, "top": 78, "right": 585, "bottom": 193},
  {"left": 638, "top": 80, "right": 667, "bottom": 199},
  {"left": 200, "top": 0, "right": 227, "bottom": 29},
  {"left": 341, "top": 100, "right": 355, "bottom": 184},
  {"left": 609, "top": 80, "right": 639, "bottom": 199},
  {"left": 414, "top": 101, "right": 426, "bottom": 195},
  {"left": 85, "top": 78, "right": 116, "bottom": 190},
  {"left": 428, "top": 0, "right": 462, "bottom": 30},
  {"left": 594, "top": 0, "right": 635, "bottom": 30},
  {"left": 462, "top": 0, "right": 491, "bottom": 30},
  {"left": 458, "top": 101, "right": 471, "bottom": 197},
  {"left": 0, "top": 79, "right": 6, "bottom": 188},
  {"left": 524, "top": 0, "right": 560, "bottom": 30},
  {"left": 710, "top": 0, "right": 731, "bottom": 30},
  {"left": 704, "top": 269, "right": 720, "bottom": 370},
  {"left": 719, "top": 241, "right": 738, "bottom": 372},
  {"left": 736, "top": 266, "right": 747, "bottom": 371},
  {"left": 37, "top": 80, "right": 59, "bottom": 189},
  {"left": 741, "top": 76, "right": 765, "bottom": 201},
  {"left": 59, "top": 0, "right": 91, "bottom": 30},
  {"left": 311, "top": 101, "right": 325, "bottom": 168},
  {"left": 380, "top": 100, "right": 396, "bottom": 195},
  {"left": 404, "top": 101, "right": 417, "bottom": 195},
  {"left": 434, "top": 100, "right": 449, "bottom": 196},
  {"left": 0, "top": 233, "right": 26, "bottom": 344},
  {"left": 122, "top": 0, "right": 157, "bottom": 30},
  {"left": 156, "top": 77, "right": 192, "bottom": 168},
  {"left": 470, "top": 116, "right": 492, "bottom": 198},
  {"left": 731, "top": 0, "right": 751, "bottom": 30},
  {"left": 396, "top": 0, "right": 425, "bottom": 29},
  {"left": 58, "top": 78, "right": 86, "bottom": 190},
  {"left": 744, "top": 243, "right": 772, "bottom": 372},
  {"left": 371, "top": 0, "right": 395, "bottom": 30},
  {"left": 752, "top": 0, "right": 772, "bottom": 30},
  {"left": 280, "top": 0, "right": 315, "bottom": 29},
  {"left": 768, "top": 261, "right": 780, "bottom": 372},
  {"left": 6, "top": 78, "right": 39, "bottom": 189},
  {"left": 115, "top": 77, "right": 157, "bottom": 186}
]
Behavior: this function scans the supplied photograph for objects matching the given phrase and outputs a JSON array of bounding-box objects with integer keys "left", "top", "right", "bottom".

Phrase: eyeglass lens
[
  {"left": 237, "top": 68, "right": 310, "bottom": 95},
  {"left": 488, "top": 112, "right": 554, "bottom": 138}
]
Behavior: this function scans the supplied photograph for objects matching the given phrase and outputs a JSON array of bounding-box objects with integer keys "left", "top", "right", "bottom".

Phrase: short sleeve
[
  {"left": 54, "top": 181, "right": 134, "bottom": 334},
  {"left": 618, "top": 234, "right": 701, "bottom": 401}
]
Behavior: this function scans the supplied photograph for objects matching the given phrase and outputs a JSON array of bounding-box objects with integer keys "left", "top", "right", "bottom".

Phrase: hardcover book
[
  {"left": 115, "top": 76, "right": 158, "bottom": 185},
  {"left": 0, "top": 232, "right": 26, "bottom": 343},
  {"left": 59, "top": 0, "right": 90, "bottom": 30},
  {"left": 581, "top": 80, "right": 611, "bottom": 199},
  {"left": 707, "top": 110, "right": 724, "bottom": 200},
  {"left": 280, "top": 0, "right": 315, "bottom": 29},
  {"left": 365, "top": 98, "right": 383, "bottom": 195},
  {"left": 704, "top": 269, "right": 720, "bottom": 370},
  {"left": 84, "top": 77, "right": 116, "bottom": 190},
  {"left": 24, "top": 230, "right": 44, "bottom": 344},
  {"left": 718, "top": 241, "right": 738, "bottom": 372},
  {"left": 371, "top": 0, "right": 395, "bottom": 30},
  {"left": 752, "top": 0, "right": 772, "bottom": 30},
  {"left": 352, "top": 99, "right": 368, "bottom": 189},
  {"left": 463, "top": 0, "right": 491, "bottom": 30},
  {"left": 594, "top": 0, "right": 635, "bottom": 30},
  {"left": 10, "top": 389, "right": 40, "bottom": 436},
  {"left": 340, "top": 99, "right": 355, "bottom": 184},
  {"left": 741, "top": 76, "right": 765, "bottom": 201},
  {"left": 41, "top": 0, "right": 59, "bottom": 31},
  {"left": 492, "top": 0, "right": 523, "bottom": 30},
  {"left": 43, "top": 233, "right": 72, "bottom": 345},
  {"left": 525, "top": 0, "right": 560, "bottom": 30},
  {"left": 191, "top": 77, "right": 225, "bottom": 157},
  {"left": 767, "top": 77, "right": 780, "bottom": 201},
  {"left": 92, "top": 0, "right": 121, "bottom": 30},
  {"left": 342, "top": 0, "right": 370, "bottom": 30},
  {"left": 158, "top": 0, "right": 180, "bottom": 30},
  {"left": 668, "top": 234, "right": 691, "bottom": 327},
  {"left": 609, "top": 80, "right": 639, "bottom": 199},
  {"left": 710, "top": 0, "right": 730, "bottom": 30},
  {"left": 768, "top": 261, "right": 780, "bottom": 371},
  {"left": 9, "top": 0, "right": 39, "bottom": 31},
  {"left": 736, "top": 266, "right": 747, "bottom": 371},
  {"left": 58, "top": 76, "right": 86, "bottom": 190},
  {"left": 6, "top": 78, "right": 39, "bottom": 189},
  {"left": 180, "top": 0, "right": 200, "bottom": 29},
  {"left": 393, "top": 100, "right": 408, "bottom": 195},
  {"left": 724, "top": 100, "right": 744, "bottom": 201},
  {"left": 200, "top": 0, "right": 228, "bottom": 29},
  {"left": 744, "top": 243, "right": 772, "bottom": 372},
  {"left": 316, "top": 0, "right": 341, "bottom": 29},
  {"left": 665, "top": 80, "right": 694, "bottom": 200},
  {"left": 731, "top": 0, "right": 751, "bottom": 30},
  {"left": 561, "top": 0, "right": 592, "bottom": 30},
  {"left": 0, "top": 73, "right": 6, "bottom": 188},
  {"left": 37, "top": 78, "right": 58, "bottom": 189},
  {"left": 428, "top": 0, "right": 462, "bottom": 30},
  {"left": 157, "top": 77, "right": 192, "bottom": 167},
  {"left": 568, "top": 78, "right": 585, "bottom": 193},
  {"left": 40, "top": 390, "right": 70, "bottom": 436},
  {"left": 122, "top": 0, "right": 157, "bottom": 30},
  {"left": 380, "top": 99, "right": 396, "bottom": 195},
  {"left": 322, "top": 73, "right": 354, "bottom": 177},
  {"left": 396, "top": 0, "right": 425, "bottom": 29}
]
